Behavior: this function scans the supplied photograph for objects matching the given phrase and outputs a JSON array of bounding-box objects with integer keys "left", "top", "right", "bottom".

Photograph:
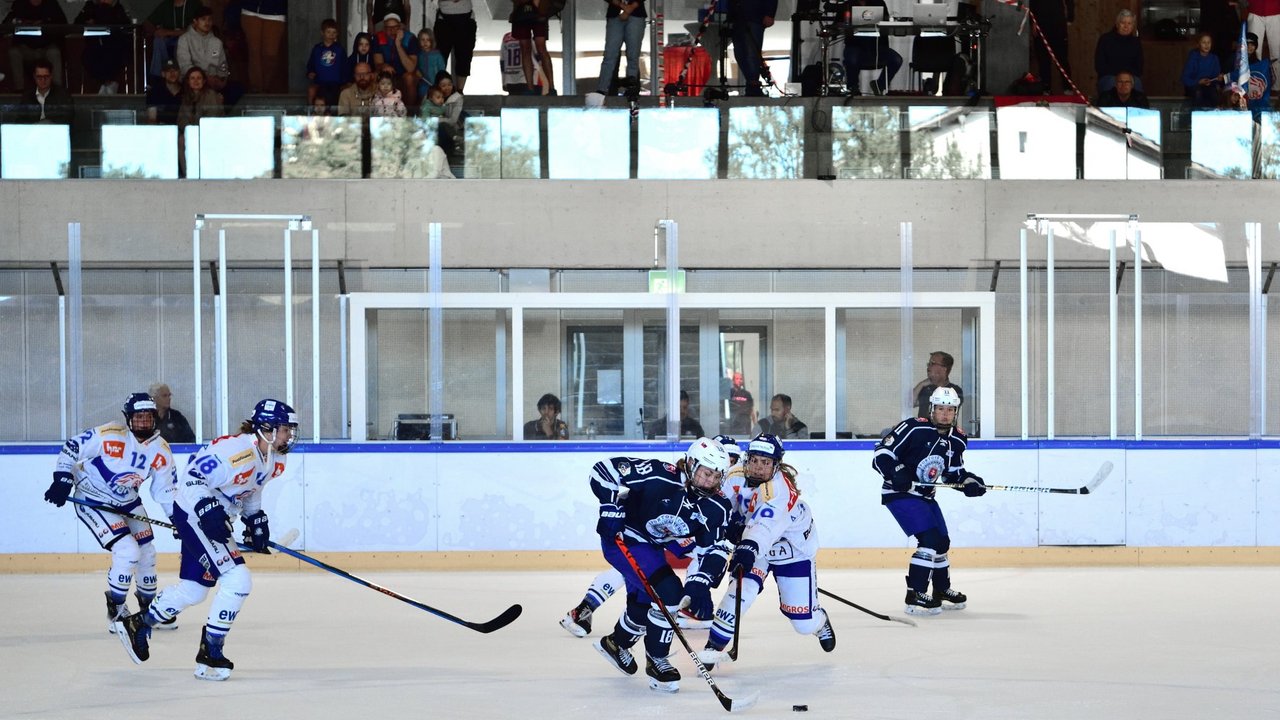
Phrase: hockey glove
[
  {"left": 194, "top": 497, "right": 232, "bottom": 543},
  {"left": 242, "top": 510, "right": 271, "bottom": 553},
  {"left": 596, "top": 503, "right": 625, "bottom": 538},
  {"left": 962, "top": 472, "right": 987, "bottom": 497},
  {"left": 729, "top": 539, "right": 759, "bottom": 577},
  {"left": 44, "top": 471, "right": 75, "bottom": 507},
  {"left": 726, "top": 517, "right": 745, "bottom": 544},
  {"left": 681, "top": 573, "right": 714, "bottom": 620},
  {"left": 891, "top": 468, "right": 915, "bottom": 493}
]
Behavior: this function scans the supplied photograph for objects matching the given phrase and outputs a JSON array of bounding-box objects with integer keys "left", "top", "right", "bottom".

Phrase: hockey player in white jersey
[
  {"left": 701, "top": 434, "right": 835, "bottom": 668},
  {"left": 113, "top": 398, "right": 297, "bottom": 681},
  {"left": 558, "top": 436, "right": 743, "bottom": 638},
  {"left": 43, "top": 393, "right": 178, "bottom": 633}
]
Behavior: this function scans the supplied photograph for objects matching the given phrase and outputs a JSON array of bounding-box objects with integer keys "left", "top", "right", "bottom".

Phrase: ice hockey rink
[{"left": 4, "top": 564, "right": 1278, "bottom": 720}]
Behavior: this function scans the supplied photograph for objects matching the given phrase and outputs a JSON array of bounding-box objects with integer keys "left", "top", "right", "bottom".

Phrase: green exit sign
[{"left": 648, "top": 270, "right": 686, "bottom": 293}]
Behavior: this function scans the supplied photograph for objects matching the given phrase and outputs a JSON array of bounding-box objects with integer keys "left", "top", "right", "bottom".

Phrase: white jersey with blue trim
[
  {"left": 726, "top": 464, "right": 819, "bottom": 564},
  {"left": 872, "top": 417, "right": 968, "bottom": 501},
  {"left": 171, "top": 433, "right": 285, "bottom": 519},
  {"left": 55, "top": 422, "right": 176, "bottom": 507}
]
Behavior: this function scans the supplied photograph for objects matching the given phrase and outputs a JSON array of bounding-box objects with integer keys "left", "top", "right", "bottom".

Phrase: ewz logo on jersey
[
  {"left": 645, "top": 513, "right": 692, "bottom": 541},
  {"left": 915, "top": 455, "right": 946, "bottom": 484}
]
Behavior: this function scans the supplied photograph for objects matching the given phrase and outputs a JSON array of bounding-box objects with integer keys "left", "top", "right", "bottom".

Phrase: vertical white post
[
  {"left": 1108, "top": 229, "right": 1118, "bottom": 440},
  {"left": 512, "top": 306, "right": 524, "bottom": 441},
  {"left": 1133, "top": 226, "right": 1143, "bottom": 440},
  {"left": 67, "top": 223, "right": 82, "bottom": 435},
  {"left": 284, "top": 228, "right": 294, "bottom": 408},
  {"left": 311, "top": 228, "right": 320, "bottom": 441},
  {"left": 900, "top": 222, "right": 914, "bottom": 419},
  {"left": 339, "top": 294, "right": 349, "bottom": 439},
  {"left": 58, "top": 295, "right": 66, "bottom": 439},
  {"left": 1019, "top": 226, "right": 1028, "bottom": 440},
  {"left": 428, "top": 223, "right": 443, "bottom": 441},
  {"left": 1046, "top": 223, "right": 1055, "bottom": 439},
  {"left": 1248, "top": 223, "right": 1263, "bottom": 437},
  {"left": 665, "top": 220, "right": 680, "bottom": 441},
  {"left": 217, "top": 229, "right": 229, "bottom": 436},
  {"left": 193, "top": 222, "right": 202, "bottom": 442},
  {"left": 825, "top": 305, "right": 837, "bottom": 440}
]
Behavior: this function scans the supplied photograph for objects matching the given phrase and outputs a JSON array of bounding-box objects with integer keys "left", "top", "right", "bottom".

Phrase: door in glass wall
[
  {"left": 566, "top": 325, "right": 626, "bottom": 438},
  {"left": 719, "top": 325, "right": 769, "bottom": 437}
]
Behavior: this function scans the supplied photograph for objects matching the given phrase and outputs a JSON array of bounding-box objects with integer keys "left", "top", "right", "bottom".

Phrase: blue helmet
[
  {"left": 712, "top": 434, "right": 741, "bottom": 462},
  {"left": 122, "top": 392, "right": 158, "bottom": 440},
  {"left": 746, "top": 433, "right": 784, "bottom": 463},
  {"left": 250, "top": 399, "right": 298, "bottom": 454}
]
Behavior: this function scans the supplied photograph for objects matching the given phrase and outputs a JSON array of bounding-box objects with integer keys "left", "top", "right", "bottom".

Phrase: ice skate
[
  {"left": 559, "top": 599, "right": 592, "bottom": 637},
  {"left": 194, "top": 626, "right": 234, "bottom": 681},
  {"left": 814, "top": 614, "right": 837, "bottom": 652},
  {"left": 105, "top": 591, "right": 128, "bottom": 634},
  {"left": 937, "top": 588, "right": 967, "bottom": 610},
  {"left": 676, "top": 607, "right": 712, "bottom": 630},
  {"left": 138, "top": 594, "right": 178, "bottom": 630},
  {"left": 112, "top": 611, "right": 151, "bottom": 664},
  {"left": 593, "top": 635, "right": 637, "bottom": 675},
  {"left": 645, "top": 653, "right": 680, "bottom": 693},
  {"left": 904, "top": 589, "right": 943, "bottom": 616}
]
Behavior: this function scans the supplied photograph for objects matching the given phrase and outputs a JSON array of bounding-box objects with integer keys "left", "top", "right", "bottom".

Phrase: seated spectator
[
  {"left": 1095, "top": 9, "right": 1144, "bottom": 95},
  {"left": 75, "top": 0, "right": 132, "bottom": 94},
  {"left": 415, "top": 28, "right": 446, "bottom": 100},
  {"left": 372, "top": 72, "right": 406, "bottom": 116},
  {"left": 912, "top": 350, "right": 964, "bottom": 418},
  {"left": 3, "top": 0, "right": 68, "bottom": 92},
  {"left": 338, "top": 61, "right": 377, "bottom": 116},
  {"left": 177, "top": 65, "right": 223, "bottom": 129},
  {"left": 143, "top": 0, "right": 205, "bottom": 82},
  {"left": 146, "top": 59, "right": 184, "bottom": 123},
  {"left": 372, "top": 12, "right": 420, "bottom": 106},
  {"left": 434, "top": 70, "right": 465, "bottom": 155},
  {"left": 18, "top": 59, "right": 73, "bottom": 124},
  {"left": 649, "top": 389, "right": 705, "bottom": 439},
  {"left": 346, "top": 32, "right": 373, "bottom": 85},
  {"left": 524, "top": 393, "right": 569, "bottom": 440},
  {"left": 177, "top": 7, "right": 243, "bottom": 105},
  {"left": 1097, "top": 70, "right": 1150, "bottom": 107},
  {"left": 1245, "top": 32, "right": 1273, "bottom": 120},
  {"left": 150, "top": 382, "right": 195, "bottom": 443},
  {"left": 420, "top": 84, "right": 447, "bottom": 119},
  {"left": 756, "top": 393, "right": 809, "bottom": 439},
  {"left": 1183, "top": 33, "right": 1223, "bottom": 109},
  {"left": 305, "top": 17, "right": 346, "bottom": 107},
  {"left": 842, "top": 0, "right": 901, "bottom": 95}
]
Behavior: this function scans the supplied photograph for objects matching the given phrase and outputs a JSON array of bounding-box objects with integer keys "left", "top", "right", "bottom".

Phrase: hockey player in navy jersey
[
  {"left": 872, "top": 386, "right": 986, "bottom": 615},
  {"left": 590, "top": 437, "right": 734, "bottom": 693}
]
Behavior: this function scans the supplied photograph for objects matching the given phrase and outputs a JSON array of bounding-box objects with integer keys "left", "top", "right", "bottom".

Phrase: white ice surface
[{"left": 3, "top": 566, "right": 1279, "bottom": 719}]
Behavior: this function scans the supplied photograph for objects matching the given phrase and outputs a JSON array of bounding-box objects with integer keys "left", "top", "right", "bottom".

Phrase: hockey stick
[
  {"left": 817, "top": 587, "right": 917, "bottom": 627},
  {"left": 926, "top": 461, "right": 1115, "bottom": 496},
  {"left": 726, "top": 567, "right": 742, "bottom": 661},
  {"left": 614, "top": 535, "right": 757, "bottom": 713},
  {"left": 67, "top": 497, "right": 303, "bottom": 548}
]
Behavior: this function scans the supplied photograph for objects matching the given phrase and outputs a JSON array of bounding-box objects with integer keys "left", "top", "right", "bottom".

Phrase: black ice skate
[
  {"left": 105, "top": 591, "right": 128, "bottom": 634},
  {"left": 645, "top": 653, "right": 681, "bottom": 693},
  {"left": 195, "top": 626, "right": 234, "bottom": 681},
  {"left": 137, "top": 594, "right": 178, "bottom": 631},
  {"left": 936, "top": 588, "right": 967, "bottom": 610},
  {"left": 593, "top": 635, "right": 638, "bottom": 675},
  {"left": 904, "top": 589, "right": 943, "bottom": 616},
  {"left": 112, "top": 611, "right": 151, "bottom": 664},
  {"left": 814, "top": 614, "right": 837, "bottom": 652},
  {"left": 559, "top": 599, "right": 593, "bottom": 638}
]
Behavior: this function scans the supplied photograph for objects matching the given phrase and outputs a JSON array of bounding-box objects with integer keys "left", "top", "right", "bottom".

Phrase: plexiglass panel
[
  {"left": 1190, "top": 110, "right": 1254, "bottom": 179},
  {"left": 832, "top": 106, "right": 899, "bottom": 179},
  {"left": 1, "top": 124, "right": 70, "bottom": 178},
  {"left": 995, "top": 106, "right": 1078, "bottom": 179},
  {"left": 101, "top": 125, "right": 178, "bottom": 179},
  {"left": 281, "top": 115, "right": 362, "bottom": 179},
  {"left": 727, "top": 106, "right": 803, "bottom": 179},
  {"left": 1083, "top": 107, "right": 1163, "bottom": 179},
  {"left": 907, "top": 106, "right": 991, "bottom": 179},
  {"left": 547, "top": 108, "right": 630, "bottom": 179},
  {"left": 371, "top": 116, "right": 445, "bottom": 179},
  {"left": 500, "top": 108, "right": 541, "bottom": 179},
  {"left": 198, "top": 116, "right": 275, "bottom": 179},
  {"left": 637, "top": 108, "right": 719, "bottom": 179},
  {"left": 464, "top": 115, "right": 502, "bottom": 179},
  {"left": 1256, "top": 112, "right": 1280, "bottom": 179}
]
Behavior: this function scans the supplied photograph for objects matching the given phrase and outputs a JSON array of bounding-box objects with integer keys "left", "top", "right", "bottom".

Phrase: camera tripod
[{"left": 665, "top": 0, "right": 748, "bottom": 101}]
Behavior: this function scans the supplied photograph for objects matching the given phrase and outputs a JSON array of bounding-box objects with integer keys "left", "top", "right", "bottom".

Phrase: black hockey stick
[
  {"left": 614, "top": 535, "right": 757, "bottom": 713},
  {"left": 817, "top": 587, "right": 917, "bottom": 627},
  {"left": 926, "top": 461, "right": 1115, "bottom": 495},
  {"left": 727, "top": 567, "right": 742, "bottom": 661},
  {"left": 67, "top": 497, "right": 520, "bottom": 633},
  {"left": 67, "top": 496, "right": 302, "bottom": 549}
]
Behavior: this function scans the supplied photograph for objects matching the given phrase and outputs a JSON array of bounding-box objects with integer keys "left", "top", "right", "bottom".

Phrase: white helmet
[
  {"left": 928, "top": 386, "right": 961, "bottom": 430},
  {"left": 684, "top": 437, "right": 731, "bottom": 496}
]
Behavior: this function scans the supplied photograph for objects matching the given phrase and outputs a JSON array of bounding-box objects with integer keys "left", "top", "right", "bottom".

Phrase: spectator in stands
[
  {"left": 731, "top": 0, "right": 777, "bottom": 97},
  {"left": 727, "top": 372, "right": 755, "bottom": 434},
  {"left": 177, "top": 7, "right": 243, "bottom": 105},
  {"left": 436, "top": 70, "right": 464, "bottom": 125},
  {"left": 420, "top": 84, "right": 447, "bottom": 119},
  {"left": 305, "top": 17, "right": 346, "bottom": 107},
  {"left": 338, "top": 61, "right": 376, "bottom": 116},
  {"left": 913, "top": 351, "right": 964, "bottom": 419},
  {"left": 842, "top": 0, "right": 901, "bottom": 95},
  {"left": 177, "top": 65, "right": 223, "bottom": 129},
  {"left": 372, "top": 72, "right": 406, "bottom": 116},
  {"left": 240, "top": 0, "right": 287, "bottom": 93},
  {"left": 75, "top": 0, "right": 132, "bottom": 95},
  {"left": 146, "top": 59, "right": 184, "bottom": 123},
  {"left": 150, "top": 382, "right": 195, "bottom": 443},
  {"left": 373, "top": 12, "right": 420, "bottom": 107},
  {"left": 1200, "top": 0, "right": 1241, "bottom": 71},
  {"left": 435, "top": 0, "right": 478, "bottom": 91},
  {"left": 18, "top": 58, "right": 73, "bottom": 124},
  {"left": 1028, "top": 0, "right": 1073, "bottom": 95},
  {"left": 1183, "top": 32, "right": 1224, "bottom": 109},
  {"left": 415, "top": 28, "right": 446, "bottom": 100},
  {"left": 143, "top": 0, "right": 204, "bottom": 82},
  {"left": 3, "top": 0, "right": 68, "bottom": 92},
  {"left": 757, "top": 393, "right": 809, "bottom": 440},
  {"left": 512, "top": 0, "right": 556, "bottom": 95},
  {"left": 372, "top": 0, "right": 410, "bottom": 29},
  {"left": 649, "top": 389, "right": 706, "bottom": 439},
  {"left": 595, "top": 0, "right": 644, "bottom": 97},
  {"left": 1097, "top": 71, "right": 1150, "bottom": 107},
  {"left": 1245, "top": 32, "right": 1274, "bottom": 119},
  {"left": 346, "top": 32, "right": 373, "bottom": 84},
  {"left": 499, "top": 30, "right": 531, "bottom": 95},
  {"left": 524, "top": 393, "right": 569, "bottom": 440},
  {"left": 1246, "top": 0, "right": 1280, "bottom": 90},
  {"left": 1095, "top": 9, "right": 1144, "bottom": 95}
]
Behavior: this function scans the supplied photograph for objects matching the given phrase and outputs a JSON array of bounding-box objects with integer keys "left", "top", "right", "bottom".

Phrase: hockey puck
[{"left": 792, "top": 705, "right": 809, "bottom": 712}]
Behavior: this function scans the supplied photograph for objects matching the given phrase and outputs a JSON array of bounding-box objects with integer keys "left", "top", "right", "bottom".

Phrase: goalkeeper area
[{"left": 4, "top": 566, "right": 1276, "bottom": 719}]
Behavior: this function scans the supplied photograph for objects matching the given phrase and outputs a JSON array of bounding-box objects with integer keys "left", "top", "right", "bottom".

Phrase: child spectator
[
  {"left": 346, "top": 32, "right": 374, "bottom": 84},
  {"left": 372, "top": 73, "right": 407, "bottom": 117},
  {"left": 1182, "top": 32, "right": 1223, "bottom": 110},
  {"left": 420, "top": 84, "right": 447, "bottom": 119},
  {"left": 306, "top": 18, "right": 347, "bottom": 107},
  {"left": 373, "top": 13, "right": 420, "bottom": 106},
  {"left": 312, "top": 96, "right": 330, "bottom": 116},
  {"left": 1245, "top": 32, "right": 1273, "bottom": 120},
  {"left": 499, "top": 30, "right": 529, "bottom": 95},
  {"left": 416, "top": 28, "right": 447, "bottom": 100},
  {"left": 434, "top": 70, "right": 465, "bottom": 156}
]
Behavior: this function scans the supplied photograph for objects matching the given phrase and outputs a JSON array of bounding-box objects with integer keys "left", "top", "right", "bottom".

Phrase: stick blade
[
  {"left": 1081, "top": 460, "right": 1115, "bottom": 494},
  {"left": 465, "top": 603, "right": 523, "bottom": 633},
  {"left": 722, "top": 691, "right": 759, "bottom": 712},
  {"left": 890, "top": 614, "right": 918, "bottom": 627},
  {"left": 275, "top": 528, "right": 300, "bottom": 548}
]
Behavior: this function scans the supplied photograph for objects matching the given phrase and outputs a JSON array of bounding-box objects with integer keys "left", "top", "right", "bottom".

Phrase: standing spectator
[
  {"left": 726, "top": 372, "right": 755, "bottom": 434},
  {"left": 415, "top": 28, "right": 446, "bottom": 100},
  {"left": 372, "top": 12, "right": 420, "bottom": 106},
  {"left": 731, "top": 0, "right": 777, "bottom": 96},
  {"left": 346, "top": 32, "right": 373, "bottom": 84},
  {"left": 371, "top": 71, "right": 406, "bottom": 116},
  {"left": 338, "top": 61, "right": 377, "bottom": 116},
  {"left": 149, "top": 382, "right": 195, "bottom": 444},
  {"left": 1095, "top": 9, "right": 1145, "bottom": 95},
  {"left": 239, "top": 0, "right": 287, "bottom": 93},
  {"left": 1245, "top": 32, "right": 1274, "bottom": 119},
  {"left": 912, "top": 351, "right": 964, "bottom": 420},
  {"left": 512, "top": 0, "right": 556, "bottom": 95},
  {"left": 499, "top": 30, "right": 530, "bottom": 94},
  {"left": 524, "top": 393, "right": 569, "bottom": 440},
  {"left": 1097, "top": 70, "right": 1150, "bottom": 107},
  {"left": 1183, "top": 33, "right": 1223, "bottom": 108},
  {"left": 146, "top": 59, "right": 184, "bottom": 123},
  {"left": 305, "top": 18, "right": 346, "bottom": 107},
  {"left": 1200, "top": 0, "right": 1242, "bottom": 71},
  {"left": 595, "top": 0, "right": 644, "bottom": 97},
  {"left": 19, "top": 59, "right": 74, "bottom": 124},
  {"left": 649, "top": 389, "right": 705, "bottom": 439},
  {"left": 177, "top": 7, "right": 243, "bottom": 105},
  {"left": 1246, "top": 0, "right": 1280, "bottom": 88},
  {"left": 756, "top": 393, "right": 809, "bottom": 439},
  {"left": 143, "top": 0, "right": 205, "bottom": 82},
  {"left": 1028, "top": 0, "right": 1073, "bottom": 94},
  {"left": 435, "top": 0, "right": 478, "bottom": 91},
  {"left": 3, "top": 0, "right": 68, "bottom": 92},
  {"left": 75, "top": 0, "right": 132, "bottom": 94}
]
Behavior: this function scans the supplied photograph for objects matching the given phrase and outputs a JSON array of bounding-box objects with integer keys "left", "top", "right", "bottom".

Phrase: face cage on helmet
[
  {"left": 125, "top": 410, "right": 158, "bottom": 440},
  {"left": 257, "top": 423, "right": 298, "bottom": 454}
]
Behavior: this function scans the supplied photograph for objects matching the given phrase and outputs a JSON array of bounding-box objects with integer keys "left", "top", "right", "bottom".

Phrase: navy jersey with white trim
[{"left": 871, "top": 418, "right": 968, "bottom": 503}]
